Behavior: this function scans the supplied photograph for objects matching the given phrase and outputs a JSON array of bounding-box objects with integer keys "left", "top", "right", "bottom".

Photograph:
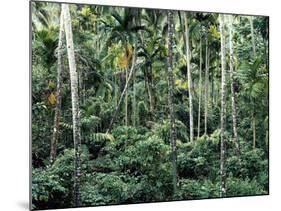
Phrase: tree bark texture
[
  {"left": 50, "top": 9, "right": 64, "bottom": 165},
  {"left": 253, "top": 113, "right": 256, "bottom": 149},
  {"left": 125, "top": 66, "right": 128, "bottom": 126},
  {"left": 228, "top": 16, "right": 240, "bottom": 153},
  {"left": 167, "top": 10, "right": 178, "bottom": 196},
  {"left": 183, "top": 13, "right": 194, "bottom": 142},
  {"left": 219, "top": 14, "right": 227, "bottom": 197},
  {"left": 197, "top": 37, "right": 202, "bottom": 139},
  {"left": 250, "top": 16, "right": 257, "bottom": 149},
  {"left": 204, "top": 39, "right": 209, "bottom": 135},
  {"left": 62, "top": 4, "right": 82, "bottom": 206}
]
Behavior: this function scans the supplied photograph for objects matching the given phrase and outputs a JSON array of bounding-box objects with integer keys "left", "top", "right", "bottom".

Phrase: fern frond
[
  {"left": 89, "top": 133, "right": 115, "bottom": 142},
  {"left": 59, "top": 122, "right": 73, "bottom": 130}
]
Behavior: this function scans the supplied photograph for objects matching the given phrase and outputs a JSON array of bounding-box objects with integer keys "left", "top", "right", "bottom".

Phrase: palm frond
[{"left": 89, "top": 133, "right": 115, "bottom": 142}]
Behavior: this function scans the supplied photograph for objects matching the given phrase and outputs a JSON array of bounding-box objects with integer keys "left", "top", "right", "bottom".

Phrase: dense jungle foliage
[{"left": 31, "top": 2, "right": 269, "bottom": 210}]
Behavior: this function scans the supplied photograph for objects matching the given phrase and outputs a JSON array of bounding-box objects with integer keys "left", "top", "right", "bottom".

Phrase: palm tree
[
  {"left": 197, "top": 37, "right": 202, "bottom": 138},
  {"left": 139, "top": 9, "right": 166, "bottom": 117},
  {"left": 228, "top": 15, "right": 239, "bottom": 153},
  {"left": 104, "top": 8, "right": 142, "bottom": 129},
  {"left": 204, "top": 38, "right": 209, "bottom": 135},
  {"left": 219, "top": 14, "right": 226, "bottom": 197},
  {"left": 250, "top": 16, "right": 256, "bottom": 149},
  {"left": 181, "top": 12, "right": 194, "bottom": 142},
  {"left": 107, "top": 46, "right": 137, "bottom": 132},
  {"left": 31, "top": 1, "right": 52, "bottom": 31},
  {"left": 167, "top": 10, "right": 178, "bottom": 196},
  {"left": 50, "top": 7, "right": 64, "bottom": 165},
  {"left": 62, "top": 4, "right": 82, "bottom": 206}
]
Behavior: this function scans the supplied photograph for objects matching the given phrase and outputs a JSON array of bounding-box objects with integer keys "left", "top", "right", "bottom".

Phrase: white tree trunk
[
  {"left": 62, "top": 4, "right": 82, "bottom": 206},
  {"left": 219, "top": 14, "right": 227, "bottom": 197},
  {"left": 204, "top": 39, "right": 209, "bottom": 135},
  {"left": 125, "top": 66, "right": 128, "bottom": 126},
  {"left": 183, "top": 13, "right": 194, "bottom": 142},
  {"left": 250, "top": 16, "right": 257, "bottom": 149},
  {"left": 228, "top": 16, "right": 239, "bottom": 152},
  {"left": 132, "top": 68, "right": 137, "bottom": 126},
  {"left": 50, "top": 9, "right": 64, "bottom": 165},
  {"left": 197, "top": 37, "right": 202, "bottom": 139}
]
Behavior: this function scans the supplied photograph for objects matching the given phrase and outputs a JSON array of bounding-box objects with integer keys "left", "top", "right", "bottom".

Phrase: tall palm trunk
[
  {"left": 62, "top": 4, "right": 82, "bottom": 206},
  {"left": 183, "top": 13, "right": 194, "bottom": 142},
  {"left": 108, "top": 47, "right": 137, "bottom": 132},
  {"left": 132, "top": 68, "right": 137, "bottom": 127},
  {"left": 197, "top": 37, "right": 202, "bottom": 139},
  {"left": 50, "top": 9, "right": 64, "bottom": 165},
  {"left": 147, "top": 65, "right": 154, "bottom": 115},
  {"left": 125, "top": 66, "right": 128, "bottom": 126},
  {"left": 114, "top": 72, "right": 118, "bottom": 107},
  {"left": 228, "top": 16, "right": 239, "bottom": 153},
  {"left": 219, "top": 14, "right": 227, "bottom": 197},
  {"left": 250, "top": 16, "right": 256, "bottom": 149},
  {"left": 252, "top": 113, "right": 256, "bottom": 149},
  {"left": 210, "top": 74, "right": 214, "bottom": 121},
  {"left": 143, "top": 66, "right": 153, "bottom": 120},
  {"left": 132, "top": 11, "right": 140, "bottom": 126},
  {"left": 138, "top": 11, "right": 154, "bottom": 117},
  {"left": 204, "top": 39, "right": 209, "bottom": 135},
  {"left": 167, "top": 11, "right": 178, "bottom": 196}
]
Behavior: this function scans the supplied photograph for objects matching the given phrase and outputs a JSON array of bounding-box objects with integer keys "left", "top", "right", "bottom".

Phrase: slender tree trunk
[
  {"left": 125, "top": 66, "right": 128, "bottom": 126},
  {"left": 250, "top": 16, "right": 257, "bottom": 149},
  {"left": 138, "top": 10, "right": 154, "bottom": 117},
  {"left": 253, "top": 113, "right": 256, "bottom": 149},
  {"left": 62, "top": 4, "right": 82, "bottom": 206},
  {"left": 204, "top": 39, "right": 209, "bottom": 135},
  {"left": 228, "top": 16, "right": 240, "bottom": 153},
  {"left": 78, "top": 67, "right": 83, "bottom": 104},
  {"left": 132, "top": 67, "right": 137, "bottom": 127},
  {"left": 219, "top": 14, "right": 227, "bottom": 197},
  {"left": 183, "top": 13, "right": 194, "bottom": 142},
  {"left": 50, "top": 9, "right": 64, "bottom": 165},
  {"left": 265, "top": 129, "right": 268, "bottom": 152},
  {"left": 107, "top": 47, "right": 137, "bottom": 132},
  {"left": 167, "top": 11, "right": 178, "bottom": 196},
  {"left": 114, "top": 72, "right": 118, "bottom": 107},
  {"left": 144, "top": 65, "right": 154, "bottom": 120},
  {"left": 143, "top": 68, "right": 149, "bottom": 106},
  {"left": 132, "top": 12, "right": 140, "bottom": 126},
  {"left": 147, "top": 65, "right": 154, "bottom": 115},
  {"left": 210, "top": 74, "right": 214, "bottom": 122},
  {"left": 197, "top": 38, "right": 202, "bottom": 139}
]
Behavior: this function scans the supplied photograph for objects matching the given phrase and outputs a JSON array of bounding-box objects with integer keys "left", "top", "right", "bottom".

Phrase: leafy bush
[
  {"left": 32, "top": 168, "right": 66, "bottom": 204},
  {"left": 226, "top": 148, "right": 268, "bottom": 181},
  {"left": 226, "top": 177, "right": 266, "bottom": 196},
  {"left": 151, "top": 119, "right": 188, "bottom": 143},
  {"left": 81, "top": 172, "right": 139, "bottom": 205},
  {"left": 32, "top": 149, "right": 89, "bottom": 209},
  {"left": 177, "top": 179, "right": 219, "bottom": 200},
  {"left": 177, "top": 131, "right": 221, "bottom": 179},
  {"left": 84, "top": 127, "right": 174, "bottom": 203}
]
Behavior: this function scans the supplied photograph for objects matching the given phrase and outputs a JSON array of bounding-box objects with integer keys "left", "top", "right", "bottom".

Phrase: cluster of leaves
[
  {"left": 31, "top": 2, "right": 268, "bottom": 210},
  {"left": 32, "top": 127, "right": 268, "bottom": 209}
]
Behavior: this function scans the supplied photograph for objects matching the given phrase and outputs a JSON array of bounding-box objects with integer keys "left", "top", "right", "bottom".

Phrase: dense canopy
[{"left": 31, "top": 2, "right": 269, "bottom": 210}]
